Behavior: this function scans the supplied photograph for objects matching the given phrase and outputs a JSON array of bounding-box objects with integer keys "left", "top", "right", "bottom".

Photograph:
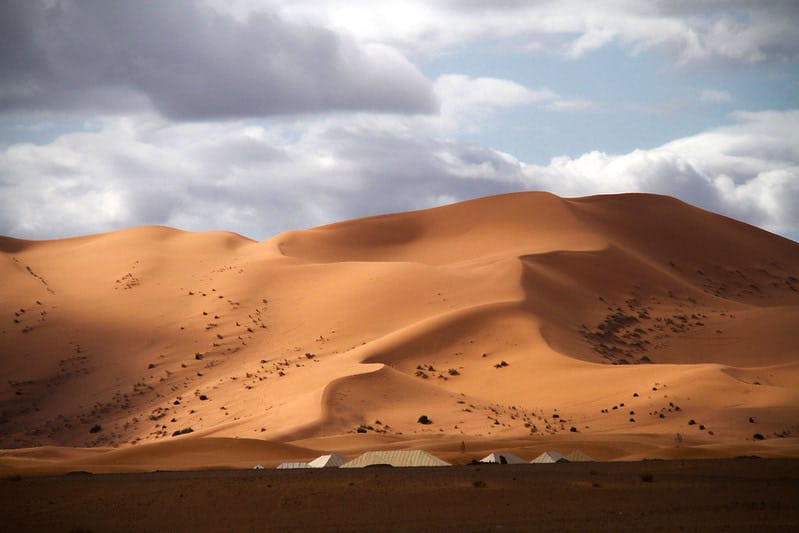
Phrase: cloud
[
  {"left": 426, "top": 74, "right": 595, "bottom": 135},
  {"left": 246, "top": 1, "right": 799, "bottom": 65},
  {"left": 700, "top": 89, "right": 734, "bottom": 103},
  {"left": 434, "top": 75, "right": 556, "bottom": 112},
  {"left": 1, "top": 109, "right": 797, "bottom": 242},
  {"left": 0, "top": 0, "right": 436, "bottom": 119},
  {"left": 518, "top": 109, "right": 799, "bottom": 234},
  {"left": 429, "top": 75, "right": 562, "bottom": 132},
  {"left": 0, "top": 114, "right": 505, "bottom": 240},
  {"left": 545, "top": 99, "right": 599, "bottom": 112}
]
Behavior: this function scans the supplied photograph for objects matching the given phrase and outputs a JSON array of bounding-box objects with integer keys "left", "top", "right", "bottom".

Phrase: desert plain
[{"left": 1, "top": 192, "right": 798, "bottom": 530}]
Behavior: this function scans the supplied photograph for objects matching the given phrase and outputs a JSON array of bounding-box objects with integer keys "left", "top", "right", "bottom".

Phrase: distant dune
[{"left": 2, "top": 192, "right": 798, "bottom": 473}]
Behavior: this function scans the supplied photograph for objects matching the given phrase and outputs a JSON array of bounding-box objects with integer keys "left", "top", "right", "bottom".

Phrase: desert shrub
[
  {"left": 448, "top": 368, "right": 460, "bottom": 376},
  {"left": 472, "top": 479, "right": 487, "bottom": 488},
  {"left": 195, "top": 352, "right": 203, "bottom": 360},
  {"left": 89, "top": 424, "right": 102, "bottom": 434},
  {"left": 199, "top": 394, "right": 208, "bottom": 401},
  {"left": 688, "top": 419, "right": 696, "bottom": 425},
  {"left": 172, "top": 427, "right": 194, "bottom": 437},
  {"left": 640, "top": 472, "right": 654, "bottom": 482},
  {"left": 753, "top": 433, "right": 765, "bottom": 440},
  {"left": 356, "top": 427, "right": 367, "bottom": 434},
  {"left": 749, "top": 417, "right": 755, "bottom": 423},
  {"left": 417, "top": 415, "right": 432, "bottom": 425},
  {"left": 570, "top": 426, "right": 577, "bottom": 432}
]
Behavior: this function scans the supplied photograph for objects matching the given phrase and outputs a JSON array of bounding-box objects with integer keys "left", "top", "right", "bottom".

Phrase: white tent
[
  {"left": 308, "top": 453, "right": 348, "bottom": 468},
  {"left": 565, "top": 450, "right": 594, "bottom": 462},
  {"left": 252, "top": 464, "right": 264, "bottom": 470},
  {"left": 276, "top": 462, "right": 311, "bottom": 469},
  {"left": 479, "top": 451, "right": 527, "bottom": 464},
  {"left": 531, "top": 451, "right": 569, "bottom": 464},
  {"left": 341, "top": 450, "right": 450, "bottom": 468}
]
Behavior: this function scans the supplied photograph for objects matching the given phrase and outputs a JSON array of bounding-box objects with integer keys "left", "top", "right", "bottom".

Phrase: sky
[{"left": 1, "top": 0, "right": 798, "bottom": 242}]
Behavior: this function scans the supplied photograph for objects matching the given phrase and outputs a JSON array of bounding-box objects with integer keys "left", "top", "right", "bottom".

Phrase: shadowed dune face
[{"left": 1, "top": 192, "right": 798, "bottom": 469}]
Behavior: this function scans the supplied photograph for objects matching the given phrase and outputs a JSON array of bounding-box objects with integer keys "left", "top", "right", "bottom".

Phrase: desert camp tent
[
  {"left": 276, "top": 462, "right": 311, "bottom": 469},
  {"left": 308, "top": 453, "right": 348, "bottom": 468},
  {"left": 479, "top": 452, "right": 527, "bottom": 465},
  {"left": 531, "top": 451, "right": 569, "bottom": 464},
  {"left": 252, "top": 464, "right": 264, "bottom": 470},
  {"left": 565, "top": 450, "right": 594, "bottom": 462},
  {"left": 341, "top": 450, "right": 450, "bottom": 468}
]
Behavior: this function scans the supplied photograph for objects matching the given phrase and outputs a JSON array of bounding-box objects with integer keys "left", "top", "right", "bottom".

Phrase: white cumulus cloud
[
  {"left": 1, "top": 109, "right": 797, "bottom": 241},
  {"left": 228, "top": 1, "right": 799, "bottom": 65}
]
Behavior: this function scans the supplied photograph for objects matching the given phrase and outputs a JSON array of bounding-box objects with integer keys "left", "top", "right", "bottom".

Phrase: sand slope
[{"left": 1, "top": 192, "right": 798, "bottom": 471}]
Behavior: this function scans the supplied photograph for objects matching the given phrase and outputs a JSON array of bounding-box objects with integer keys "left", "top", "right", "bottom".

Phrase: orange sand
[{"left": 1, "top": 192, "right": 798, "bottom": 473}]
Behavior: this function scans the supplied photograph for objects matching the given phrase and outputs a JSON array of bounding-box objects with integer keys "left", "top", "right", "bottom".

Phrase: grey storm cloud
[{"left": 0, "top": 0, "right": 437, "bottom": 119}]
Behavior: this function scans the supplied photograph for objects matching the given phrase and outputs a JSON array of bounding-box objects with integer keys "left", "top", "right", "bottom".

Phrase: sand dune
[{"left": 1, "top": 192, "right": 798, "bottom": 472}]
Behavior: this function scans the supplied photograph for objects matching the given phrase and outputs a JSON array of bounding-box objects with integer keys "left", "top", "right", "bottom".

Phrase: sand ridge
[{"left": 1, "top": 192, "right": 798, "bottom": 472}]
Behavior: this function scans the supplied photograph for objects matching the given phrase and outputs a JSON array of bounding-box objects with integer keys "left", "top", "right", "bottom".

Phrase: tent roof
[
  {"left": 308, "top": 453, "right": 348, "bottom": 468},
  {"left": 479, "top": 452, "right": 527, "bottom": 464},
  {"left": 565, "top": 450, "right": 594, "bottom": 462},
  {"left": 341, "top": 450, "right": 450, "bottom": 468},
  {"left": 276, "top": 462, "right": 311, "bottom": 469},
  {"left": 531, "top": 451, "right": 569, "bottom": 464}
]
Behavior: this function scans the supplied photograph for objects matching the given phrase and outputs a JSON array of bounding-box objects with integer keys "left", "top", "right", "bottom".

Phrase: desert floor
[{"left": 2, "top": 458, "right": 798, "bottom": 532}]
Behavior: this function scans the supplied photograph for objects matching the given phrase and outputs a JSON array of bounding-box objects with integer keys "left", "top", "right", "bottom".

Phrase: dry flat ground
[
  {"left": 2, "top": 192, "right": 799, "bottom": 471},
  {"left": 2, "top": 458, "right": 798, "bottom": 532}
]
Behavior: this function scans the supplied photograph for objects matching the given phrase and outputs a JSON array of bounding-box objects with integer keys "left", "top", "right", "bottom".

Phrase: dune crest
[{"left": 2, "top": 192, "right": 798, "bottom": 471}]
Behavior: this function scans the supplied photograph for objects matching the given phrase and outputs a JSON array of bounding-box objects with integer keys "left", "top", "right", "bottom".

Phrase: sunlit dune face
[{"left": 1, "top": 192, "right": 798, "bottom": 472}]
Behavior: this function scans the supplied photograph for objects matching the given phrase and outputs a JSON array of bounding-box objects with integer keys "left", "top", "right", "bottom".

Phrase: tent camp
[
  {"left": 531, "top": 451, "right": 569, "bottom": 464},
  {"left": 341, "top": 450, "right": 450, "bottom": 468},
  {"left": 479, "top": 452, "right": 527, "bottom": 465},
  {"left": 565, "top": 450, "right": 594, "bottom": 462},
  {"left": 308, "top": 453, "right": 348, "bottom": 468},
  {"left": 276, "top": 462, "right": 311, "bottom": 469}
]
